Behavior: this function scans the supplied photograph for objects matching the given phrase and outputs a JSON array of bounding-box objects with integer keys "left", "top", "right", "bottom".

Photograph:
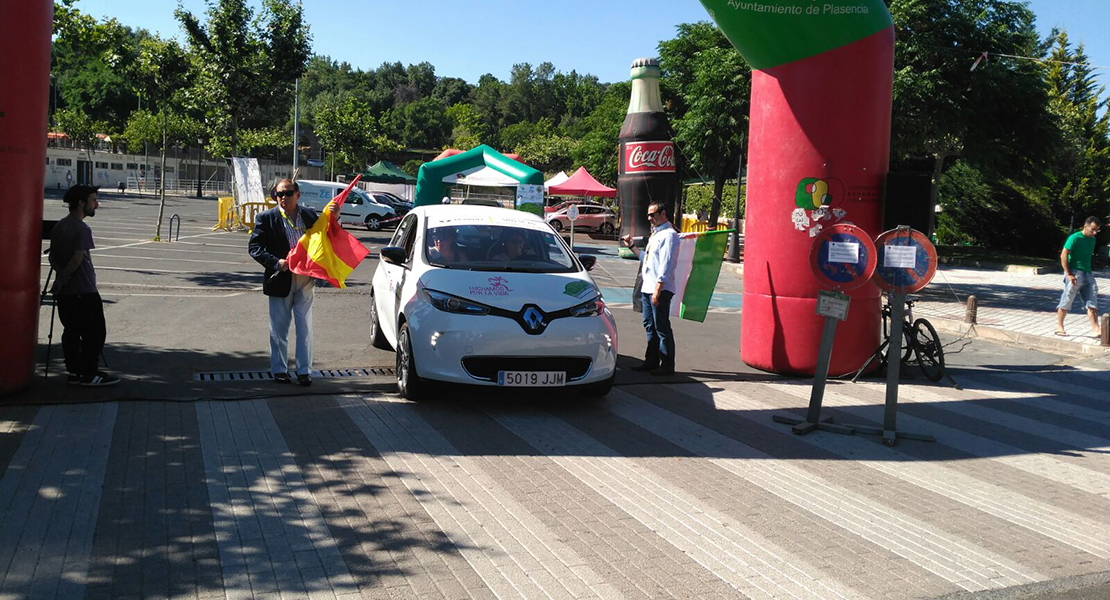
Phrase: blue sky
[{"left": 75, "top": 0, "right": 1109, "bottom": 91}]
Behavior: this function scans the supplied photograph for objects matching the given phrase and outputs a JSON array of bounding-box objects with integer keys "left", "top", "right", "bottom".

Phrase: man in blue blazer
[{"left": 248, "top": 179, "right": 321, "bottom": 386}]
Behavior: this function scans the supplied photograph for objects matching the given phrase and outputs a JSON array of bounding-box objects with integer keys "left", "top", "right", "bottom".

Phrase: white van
[{"left": 296, "top": 179, "right": 396, "bottom": 231}]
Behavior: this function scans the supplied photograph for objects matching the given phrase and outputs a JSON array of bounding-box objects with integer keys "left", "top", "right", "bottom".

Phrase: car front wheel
[
  {"left": 365, "top": 216, "right": 382, "bottom": 231},
  {"left": 550, "top": 220, "right": 564, "bottom": 232},
  {"left": 396, "top": 322, "right": 426, "bottom": 399},
  {"left": 599, "top": 222, "right": 615, "bottom": 235}
]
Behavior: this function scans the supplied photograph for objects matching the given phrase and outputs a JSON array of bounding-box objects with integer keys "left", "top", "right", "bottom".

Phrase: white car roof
[{"left": 413, "top": 205, "right": 552, "bottom": 232}]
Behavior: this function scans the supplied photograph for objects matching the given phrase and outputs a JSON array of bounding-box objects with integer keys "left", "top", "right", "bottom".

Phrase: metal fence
[{"left": 124, "top": 177, "right": 229, "bottom": 196}]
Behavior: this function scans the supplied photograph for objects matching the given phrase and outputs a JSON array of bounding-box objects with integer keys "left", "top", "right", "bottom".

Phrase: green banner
[{"left": 698, "top": 0, "right": 891, "bottom": 70}]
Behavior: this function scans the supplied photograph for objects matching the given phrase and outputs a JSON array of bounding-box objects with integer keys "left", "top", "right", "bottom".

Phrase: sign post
[
  {"left": 567, "top": 203, "right": 580, "bottom": 252},
  {"left": 774, "top": 224, "right": 876, "bottom": 436},
  {"left": 853, "top": 226, "right": 938, "bottom": 446}
]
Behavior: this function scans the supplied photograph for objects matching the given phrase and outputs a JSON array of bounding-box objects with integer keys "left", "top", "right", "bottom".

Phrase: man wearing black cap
[{"left": 48, "top": 185, "right": 119, "bottom": 387}]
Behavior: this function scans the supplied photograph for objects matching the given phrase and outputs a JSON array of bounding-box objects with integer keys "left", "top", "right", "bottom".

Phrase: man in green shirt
[{"left": 1056, "top": 216, "right": 1102, "bottom": 337}]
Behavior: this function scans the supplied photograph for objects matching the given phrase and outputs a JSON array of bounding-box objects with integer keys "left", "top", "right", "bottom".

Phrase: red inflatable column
[
  {"left": 0, "top": 3, "right": 53, "bottom": 395},
  {"left": 698, "top": 0, "right": 894, "bottom": 375},
  {"left": 742, "top": 30, "right": 894, "bottom": 375}
]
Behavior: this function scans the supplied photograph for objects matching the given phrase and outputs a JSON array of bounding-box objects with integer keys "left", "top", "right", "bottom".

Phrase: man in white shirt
[{"left": 622, "top": 202, "right": 680, "bottom": 375}]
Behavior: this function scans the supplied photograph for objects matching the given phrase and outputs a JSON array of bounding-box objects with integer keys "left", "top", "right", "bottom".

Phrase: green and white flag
[{"left": 670, "top": 230, "right": 733, "bottom": 322}]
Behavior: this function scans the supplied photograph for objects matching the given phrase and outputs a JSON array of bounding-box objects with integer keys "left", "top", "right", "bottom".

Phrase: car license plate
[{"left": 497, "top": 371, "right": 566, "bottom": 387}]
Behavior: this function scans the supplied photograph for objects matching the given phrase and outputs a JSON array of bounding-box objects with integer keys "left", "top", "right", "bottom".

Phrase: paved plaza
[{"left": 2, "top": 367, "right": 1110, "bottom": 599}]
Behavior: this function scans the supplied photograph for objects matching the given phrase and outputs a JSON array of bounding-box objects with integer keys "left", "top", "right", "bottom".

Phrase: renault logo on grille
[{"left": 521, "top": 306, "right": 546, "bottom": 333}]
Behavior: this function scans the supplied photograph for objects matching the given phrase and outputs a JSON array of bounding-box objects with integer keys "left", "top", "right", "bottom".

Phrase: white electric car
[{"left": 368, "top": 205, "right": 618, "bottom": 399}]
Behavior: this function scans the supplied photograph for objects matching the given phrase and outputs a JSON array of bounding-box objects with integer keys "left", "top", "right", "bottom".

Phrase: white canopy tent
[
  {"left": 442, "top": 166, "right": 519, "bottom": 187},
  {"left": 544, "top": 171, "right": 569, "bottom": 190}
]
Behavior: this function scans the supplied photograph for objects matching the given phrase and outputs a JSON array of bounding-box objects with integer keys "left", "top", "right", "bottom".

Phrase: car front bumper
[{"left": 404, "top": 302, "right": 618, "bottom": 387}]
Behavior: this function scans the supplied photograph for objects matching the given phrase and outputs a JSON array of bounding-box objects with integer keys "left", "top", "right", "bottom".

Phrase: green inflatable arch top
[{"left": 413, "top": 144, "right": 544, "bottom": 209}]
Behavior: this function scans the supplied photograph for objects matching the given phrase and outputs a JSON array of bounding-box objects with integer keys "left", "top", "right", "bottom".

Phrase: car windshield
[{"left": 425, "top": 224, "right": 577, "bottom": 273}]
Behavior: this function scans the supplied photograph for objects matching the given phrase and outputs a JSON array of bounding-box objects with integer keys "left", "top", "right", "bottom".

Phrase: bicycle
[{"left": 852, "top": 296, "right": 945, "bottom": 382}]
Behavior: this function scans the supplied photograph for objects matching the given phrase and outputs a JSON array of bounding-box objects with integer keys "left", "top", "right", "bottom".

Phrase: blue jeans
[
  {"left": 640, "top": 291, "right": 675, "bottom": 369},
  {"left": 269, "top": 274, "right": 315, "bottom": 375}
]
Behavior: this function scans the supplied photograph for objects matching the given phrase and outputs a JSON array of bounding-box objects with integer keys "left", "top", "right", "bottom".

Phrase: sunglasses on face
[
  {"left": 275, "top": 190, "right": 296, "bottom": 198},
  {"left": 647, "top": 211, "right": 659, "bottom": 217}
]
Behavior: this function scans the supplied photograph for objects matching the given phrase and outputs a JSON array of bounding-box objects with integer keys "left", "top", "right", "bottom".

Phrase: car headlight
[
  {"left": 423, "top": 288, "right": 491, "bottom": 315},
  {"left": 570, "top": 295, "right": 605, "bottom": 317}
]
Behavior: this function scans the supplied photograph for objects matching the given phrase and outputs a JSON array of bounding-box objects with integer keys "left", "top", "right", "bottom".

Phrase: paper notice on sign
[
  {"left": 884, "top": 245, "right": 917, "bottom": 269},
  {"left": 827, "top": 242, "right": 859, "bottom": 264},
  {"left": 816, "top": 290, "right": 850, "bottom": 321}
]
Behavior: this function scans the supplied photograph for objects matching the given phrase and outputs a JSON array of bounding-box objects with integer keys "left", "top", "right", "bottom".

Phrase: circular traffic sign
[
  {"left": 872, "top": 227, "right": 938, "bottom": 294},
  {"left": 567, "top": 204, "right": 579, "bottom": 221},
  {"left": 809, "top": 223, "right": 878, "bottom": 291}
]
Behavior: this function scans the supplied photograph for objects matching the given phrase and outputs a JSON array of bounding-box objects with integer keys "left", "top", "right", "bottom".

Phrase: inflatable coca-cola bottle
[{"left": 618, "top": 58, "right": 678, "bottom": 254}]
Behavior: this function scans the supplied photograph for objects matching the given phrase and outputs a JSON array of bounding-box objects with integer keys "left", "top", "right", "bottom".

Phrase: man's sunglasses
[
  {"left": 646, "top": 210, "right": 659, "bottom": 217},
  {"left": 275, "top": 190, "right": 296, "bottom": 198}
]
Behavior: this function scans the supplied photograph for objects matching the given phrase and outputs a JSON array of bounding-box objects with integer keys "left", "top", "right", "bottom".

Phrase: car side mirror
[
  {"left": 380, "top": 246, "right": 408, "bottom": 266},
  {"left": 578, "top": 254, "right": 597, "bottom": 271}
]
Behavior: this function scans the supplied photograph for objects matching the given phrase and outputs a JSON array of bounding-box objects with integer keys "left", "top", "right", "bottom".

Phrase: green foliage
[
  {"left": 658, "top": 22, "right": 751, "bottom": 224},
  {"left": 500, "top": 118, "right": 553, "bottom": 154},
  {"left": 314, "top": 96, "right": 399, "bottom": 172},
  {"left": 935, "top": 160, "right": 1061, "bottom": 255},
  {"left": 56, "top": 107, "right": 106, "bottom": 153},
  {"left": 889, "top": 0, "right": 1056, "bottom": 179},
  {"left": 402, "top": 160, "right": 424, "bottom": 177},
  {"left": 52, "top": 2, "right": 146, "bottom": 128},
  {"left": 515, "top": 134, "right": 578, "bottom": 174},
  {"left": 445, "top": 103, "right": 485, "bottom": 150},
  {"left": 384, "top": 97, "right": 450, "bottom": 150},
  {"left": 176, "top": 0, "right": 311, "bottom": 155},
  {"left": 569, "top": 82, "right": 629, "bottom": 187},
  {"left": 684, "top": 182, "right": 744, "bottom": 220}
]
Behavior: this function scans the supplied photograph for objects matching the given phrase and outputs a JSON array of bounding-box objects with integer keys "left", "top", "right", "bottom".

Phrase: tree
[
  {"left": 176, "top": 0, "right": 311, "bottom": 156},
  {"left": 132, "top": 36, "right": 192, "bottom": 240},
  {"left": 659, "top": 23, "right": 751, "bottom": 226},
  {"left": 446, "top": 102, "right": 485, "bottom": 150},
  {"left": 56, "top": 107, "right": 105, "bottom": 154},
  {"left": 1042, "top": 30, "right": 1110, "bottom": 230},
  {"left": 52, "top": 2, "right": 146, "bottom": 132},
  {"left": 314, "top": 96, "right": 399, "bottom": 173},
  {"left": 433, "top": 77, "right": 473, "bottom": 107},
  {"left": 889, "top": 0, "right": 1058, "bottom": 226},
  {"left": 385, "top": 97, "right": 451, "bottom": 150},
  {"left": 472, "top": 74, "right": 506, "bottom": 143},
  {"left": 570, "top": 82, "right": 629, "bottom": 186},
  {"left": 516, "top": 134, "right": 578, "bottom": 174},
  {"left": 500, "top": 118, "right": 553, "bottom": 155}
]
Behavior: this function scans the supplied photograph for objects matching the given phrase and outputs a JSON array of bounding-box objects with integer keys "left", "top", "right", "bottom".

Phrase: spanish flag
[{"left": 285, "top": 175, "right": 370, "bottom": 289}]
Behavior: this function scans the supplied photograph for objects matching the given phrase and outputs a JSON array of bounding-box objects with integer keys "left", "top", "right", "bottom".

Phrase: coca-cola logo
[{"left": 625, "top": 141, "right": 676, "bottom": 173}]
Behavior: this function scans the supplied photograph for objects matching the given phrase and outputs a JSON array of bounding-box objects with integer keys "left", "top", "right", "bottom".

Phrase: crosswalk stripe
[{"left": 726, "top": 381, "right": 1110, "bottom": 560}]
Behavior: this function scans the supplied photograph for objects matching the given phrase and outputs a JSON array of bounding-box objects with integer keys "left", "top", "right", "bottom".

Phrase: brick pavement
[
  {"left": 0, "top": 366, "right": 1108, "bottom": 599},
  {"left": 915, "top": 267, "right": 1110, "bottom": 352}
]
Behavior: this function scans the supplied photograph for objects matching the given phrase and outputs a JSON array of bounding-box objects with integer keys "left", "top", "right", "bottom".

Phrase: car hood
[{"left": 417, "top": 268, "right": 601, "bottom": 313}]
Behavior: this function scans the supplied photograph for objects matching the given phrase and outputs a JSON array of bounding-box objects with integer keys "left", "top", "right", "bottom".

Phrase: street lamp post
[
  {"left": 727, "top": 134, "right": 746, "bottom": 263},
  {"left": 196, "top": 138, "right": 203, "bottom": 198}
]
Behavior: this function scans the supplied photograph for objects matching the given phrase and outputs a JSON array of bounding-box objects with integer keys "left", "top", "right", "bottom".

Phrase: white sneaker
[{"left": 80, "top": 372, "right": 120, "bottom": 387}]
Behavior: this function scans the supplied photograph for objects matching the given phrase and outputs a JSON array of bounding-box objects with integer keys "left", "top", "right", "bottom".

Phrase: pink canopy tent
[
  {"left": 434, "top": 148, "right": 521, "bottom": 162},
  {"left": 547, "top": 167, "right": 616, "bottom": 198}
]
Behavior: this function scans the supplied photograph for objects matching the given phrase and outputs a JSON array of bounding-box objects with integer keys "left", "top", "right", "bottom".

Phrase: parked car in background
[
  {"left": 545, "top": 203, "right": 617, "bottom": 234},
  {"left": 461, "top": 198, "right": 504, "bottom": 208},
  {"left": 296, "top": 179, "right": 395, "bottom": 231},
  {"left": 544, "top": 198, "right": 587, "bottom": 214},
  {"left": 368, "top": 191, "right": 411, "bottom": 217}
]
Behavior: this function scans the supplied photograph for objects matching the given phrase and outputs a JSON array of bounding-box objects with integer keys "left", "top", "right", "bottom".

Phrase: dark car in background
[{"left": 368, "top": 191, "right": 412, "bottom": 218}]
